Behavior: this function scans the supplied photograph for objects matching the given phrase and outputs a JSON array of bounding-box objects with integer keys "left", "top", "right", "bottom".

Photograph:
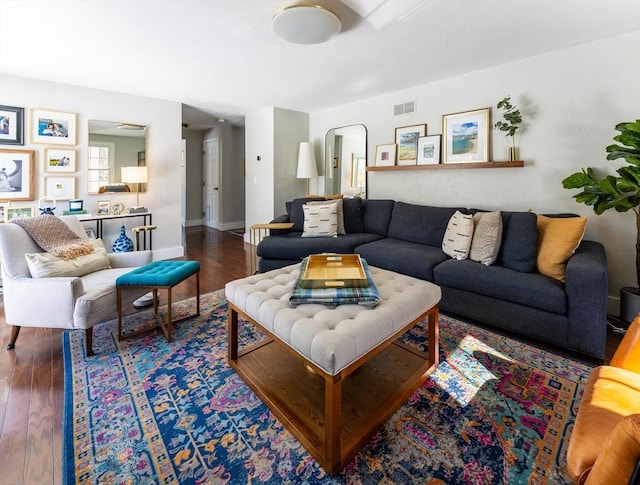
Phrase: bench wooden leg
[
  {"left": 325, "top": 374, "right": 342, "bottom": 475},
  {"left": 228, "top": 307, "right": 238, "bottom": 361},
  {"left": 6, "top": 325, "right": 21, "bottom": 350},
  {"left": 85, "top": 328, "right": 94, "bottom": 357}
]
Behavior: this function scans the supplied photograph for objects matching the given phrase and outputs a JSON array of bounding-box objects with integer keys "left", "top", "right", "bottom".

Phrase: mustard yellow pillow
[{"left": 536, "top": 215, "right": 587, "bottom": 282}]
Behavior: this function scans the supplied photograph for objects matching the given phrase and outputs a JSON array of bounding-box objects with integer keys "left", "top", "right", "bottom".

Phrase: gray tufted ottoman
[{"left": 225, "top": 262, "right": 441, "bottom": 475}]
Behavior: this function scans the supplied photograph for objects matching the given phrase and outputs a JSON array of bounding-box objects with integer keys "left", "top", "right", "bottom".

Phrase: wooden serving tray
[{"left": 300, "top": 254, "right": 367, "bottom": 288}]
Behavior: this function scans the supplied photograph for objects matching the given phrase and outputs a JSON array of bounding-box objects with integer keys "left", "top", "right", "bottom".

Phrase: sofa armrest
[
  {"left": 108, "top": 250, "right": 153, "bottom": 268},
  {"left": 583, "top": 414, "right": 640, "bottom": 485},
  {"left": 268, "top": 214, "right": 292, "bottom": 236},
  {"left": 2, "top": 275, "right": 83, "bottom": 326},
  {"left": 565, "top": 240, "right": 608, "bottom": 360}
]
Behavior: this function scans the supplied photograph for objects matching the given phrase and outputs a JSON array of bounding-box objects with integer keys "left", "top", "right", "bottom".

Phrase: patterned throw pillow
[
  {"left": 301, "top": 203, "right": 338, "bottom": 238},
  {"left": 442, "top": 210, "right": 474, "bottom": 260},
  {"left": 306, "top": 199, "right": 345, "bottom": 234},
  {"left": 470, "top": 211, "right": 503, "bottom": 265}
]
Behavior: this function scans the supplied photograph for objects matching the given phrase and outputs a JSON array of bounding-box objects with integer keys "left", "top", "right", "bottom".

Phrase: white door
[{"left": 203, "top": 137, "right": 220, "bottom": 228}]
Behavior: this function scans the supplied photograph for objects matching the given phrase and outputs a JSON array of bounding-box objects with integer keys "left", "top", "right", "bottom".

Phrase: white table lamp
[
  {"left": 121, "top": 166, "right": 148, "bottom": 211},
  {"left": 297, "top": 142, "right": 317, "bottom": 194}
]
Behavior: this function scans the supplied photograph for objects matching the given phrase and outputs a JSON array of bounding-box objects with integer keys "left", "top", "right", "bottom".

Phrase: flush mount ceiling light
[{"left": 272, "top": 5, "right": 341, "bottom": 44}]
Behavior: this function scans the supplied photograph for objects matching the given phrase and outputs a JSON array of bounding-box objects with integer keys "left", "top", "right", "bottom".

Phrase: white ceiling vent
[{"left": 394, "top": 101, "right": 416, "bottom": 116}]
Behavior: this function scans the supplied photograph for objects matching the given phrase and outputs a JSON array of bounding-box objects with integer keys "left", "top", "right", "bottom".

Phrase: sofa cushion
[
  {"left": 434, "top": 258, "right": 567, "bottom": 314},
  {"left": 257, "top": 232, "right": 382, "bottom": 260},
  {"left": 362, "top": 199, "right": 394, "bottom": 236},
  {"left": 25, "top": 239, "right": 111, "bottom": 278},
  {"left": 343, "top": 197, "right": 364, "bottom": 233},
  {"left": 289, "top": 197, "right": 326, "bottom": 232},
  {"left": 537, "top": 214, "right": 586, "bottom": 282},
  {"left": 307, "top": 199, "right": 345, "bottom": 234},
  {"left": 355, "top": 238, "right": 449, "bottom": 281},
  {"left": 302, "top": 203, "right": 338, "bottom": 238},
  {"left": 442, "top": 210, "right": 474, "bottom": 260},
  {"left": 497, "top": 211, "right": 538, "bottom": 273},
  {"left": 470, "top": 211, "right": 503, "bottom": 265},
  {"left": 388, "top": 202, "right": 461, "bottom": 247}
]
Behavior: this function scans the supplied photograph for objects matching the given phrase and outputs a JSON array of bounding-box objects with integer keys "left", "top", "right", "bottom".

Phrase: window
[{"left": 87, "top": 142, "right": 115, "bottom": 193}]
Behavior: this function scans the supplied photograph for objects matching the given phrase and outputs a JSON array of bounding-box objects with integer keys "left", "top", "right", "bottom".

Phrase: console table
[{"left": 78, "top": 213, "right": 154, "bottom": 250}]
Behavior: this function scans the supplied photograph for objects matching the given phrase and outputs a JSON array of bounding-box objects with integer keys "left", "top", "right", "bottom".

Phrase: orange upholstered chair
[{"left": 567, "top": 315, "right": 640, "bottom": 484}]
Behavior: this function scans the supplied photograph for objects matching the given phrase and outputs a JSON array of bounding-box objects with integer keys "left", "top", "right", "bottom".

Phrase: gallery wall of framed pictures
[{"left": 0, "top": 105, "right": 79, "bottom": 218}]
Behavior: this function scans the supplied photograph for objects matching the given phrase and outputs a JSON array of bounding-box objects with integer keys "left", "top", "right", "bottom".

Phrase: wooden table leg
[{"left": 228, "top": 307, "right": 239, "bottom": 361}]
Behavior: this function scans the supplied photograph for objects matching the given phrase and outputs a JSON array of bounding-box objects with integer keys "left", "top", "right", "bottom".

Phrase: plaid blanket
[{"left": 289, "top": 256, "right": 380, "bottom": 307}]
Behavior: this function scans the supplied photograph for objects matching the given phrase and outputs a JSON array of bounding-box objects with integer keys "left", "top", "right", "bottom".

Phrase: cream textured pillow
[
  {"left": 25, "top": 239, "right": 112, "bottom": 278},
  {"left": 470, "top": 211, "right": 503, "bottom": 265},
  {"left": 536, "top": 215, "right": 587, "bottom": 282},
  {"left": 307, "top": 199, "right": 345, "bottom": 234},
  {"left": 442, "top": 211, "right": 474, "bottom": 260},
  {"left": 302, "top": 203, "right": 338, "bottom": 238}
]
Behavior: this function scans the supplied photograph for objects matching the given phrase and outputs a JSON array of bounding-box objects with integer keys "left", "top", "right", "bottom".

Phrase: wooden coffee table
[{"left": 226, "top": 263, "right": 440, "bottom": 476}]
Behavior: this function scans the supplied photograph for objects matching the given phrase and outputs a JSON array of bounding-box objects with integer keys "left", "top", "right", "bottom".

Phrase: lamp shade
[
  {"left": 297, "top": 142, "right": 318, "bottom": 179},
  {"left": 121, "top": 166, "right": 148, "bottom": 184}
]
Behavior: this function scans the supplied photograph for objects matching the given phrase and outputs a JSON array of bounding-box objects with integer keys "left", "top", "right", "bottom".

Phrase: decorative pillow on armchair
[
  {"left": 25, "top": 239, "right": 112, "bottom": 278},
  {"left": 301, "top": 203, "right": 338, "bottom": 238}
]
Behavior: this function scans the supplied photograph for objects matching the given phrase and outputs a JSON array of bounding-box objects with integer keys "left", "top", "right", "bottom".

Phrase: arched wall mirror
[
  {"left": 325, "top": 124, "right": 367, "bottom": 198},
  {"left": 87, "top": 120, "right": 147, "bottom": 194}
]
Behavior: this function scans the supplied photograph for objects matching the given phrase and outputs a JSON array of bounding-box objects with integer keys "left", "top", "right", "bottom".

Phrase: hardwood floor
[{"left": 0, "top": 225, "right": 624, "bottom": 484}]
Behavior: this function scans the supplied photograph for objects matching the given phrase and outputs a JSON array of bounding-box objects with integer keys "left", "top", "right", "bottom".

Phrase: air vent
[{"left": 394, "top": 101, "right": 416, "bottom": 116}]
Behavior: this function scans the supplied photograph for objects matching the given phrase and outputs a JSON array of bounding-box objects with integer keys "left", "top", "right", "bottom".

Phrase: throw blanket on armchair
[{"left": 12, "top": 215, "right": 93, "bottom": 260}]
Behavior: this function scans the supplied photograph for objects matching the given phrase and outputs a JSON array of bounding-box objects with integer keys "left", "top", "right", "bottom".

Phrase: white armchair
[{"left": 0, "top": 215, "right": 152, "bottom": 356}]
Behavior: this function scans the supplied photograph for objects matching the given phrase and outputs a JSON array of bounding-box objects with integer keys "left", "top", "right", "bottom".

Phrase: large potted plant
[{"left": 562, "top": 119, "right": 640, "bottom": 324}]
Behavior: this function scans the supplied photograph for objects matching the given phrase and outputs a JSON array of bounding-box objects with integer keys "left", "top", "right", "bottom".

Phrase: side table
[{"left": 249, "top": 222, "right": 294, "bottom": 274}]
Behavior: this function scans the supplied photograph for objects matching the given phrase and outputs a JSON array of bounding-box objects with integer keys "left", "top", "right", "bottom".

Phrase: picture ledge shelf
[{"left": 367, "top": 160, "right": 524, "bottom": 171}]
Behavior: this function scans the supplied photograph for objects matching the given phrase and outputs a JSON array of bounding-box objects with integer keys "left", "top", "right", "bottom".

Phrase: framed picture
[
  {"left": 0, "top": 149, "right": 35, "bottom": 201},
  {"left": 31, "top": 109, "right": 77, "bottom": 145},
  {"left": 442, "top": 108, "right": 490, "bottom": 163},
  {"left": 44, "top": 176, "right": 75, "bottom": 200},
  {"left": 417, "top": 135, "right": 442, "bottom": 165},
  {"left": 0, "top": 202, "right": 7, "bottom": 222},
  {"left": 0, "top": 105, "right": 25, "bottom": 145},
  {"left": 45, "top": 148, "right": 76, "bottom": 173},
  {"left": 7, "top": 206, "right": 34, "bottom": 220},
  {"left": 85, "top": 228, "right": 96, "bottom": 240},
  {"left": 374, "top": 143, "right": 397, "bottom": 167},
  {"left": 395, "top": 124, "right": 426, "bottom": 166},
  {"left": 97, "top": 200, "right": 110, "bottom": 215}
]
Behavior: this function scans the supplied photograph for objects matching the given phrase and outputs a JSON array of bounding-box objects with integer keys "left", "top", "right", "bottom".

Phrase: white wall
[
  {"left": 1, "top": 74, "right": 184, "bottom": 259},
  {"left": 310, "top": 32, "right": 640, "bottom": 313}
]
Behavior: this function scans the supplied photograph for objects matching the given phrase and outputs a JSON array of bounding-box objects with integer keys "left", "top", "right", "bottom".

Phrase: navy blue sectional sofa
[{"left": 256, "top": 197, "right": 608, "bottom": 360}]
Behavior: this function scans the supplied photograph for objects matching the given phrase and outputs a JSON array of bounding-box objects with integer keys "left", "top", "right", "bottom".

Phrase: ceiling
[{"left": 1, "top": 1, "right": 638, "bottom": 129}]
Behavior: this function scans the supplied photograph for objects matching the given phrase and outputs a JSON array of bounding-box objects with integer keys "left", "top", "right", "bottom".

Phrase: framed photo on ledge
[
  {"left": 442, "top": 108, "right": 490, "bottom": 164},
  {"left": 395, "top": 124, "right": 426, "bottom": 165},
  {"left": 0, "top": 105, "right": 25, "bottom": 145},
  {"left": 374, "top": 143, "right": 397, "bottom": 167},
  {"left": 417, "top": 135, "right": 442, "bottom": 165}
]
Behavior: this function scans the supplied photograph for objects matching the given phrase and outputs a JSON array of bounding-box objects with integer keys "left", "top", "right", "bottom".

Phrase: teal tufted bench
[{"left": 116, "top": 260, "right": 201, "bottom": 342}]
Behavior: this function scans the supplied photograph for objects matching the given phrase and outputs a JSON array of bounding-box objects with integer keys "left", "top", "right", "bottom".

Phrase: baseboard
[
  {"left": 152, "top": 246, "right": 184, "bottom": 260},
  {"left": 184, "top": 219, "right": 203, "bottom": 227},
  {"left": 217, "top": 220, "right": 245, "bottom": 231}
]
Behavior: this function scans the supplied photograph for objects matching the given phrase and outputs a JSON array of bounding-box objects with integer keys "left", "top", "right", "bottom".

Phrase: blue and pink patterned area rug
[{"left": 63, "top": 290, "right": 592, "bottom": 484}]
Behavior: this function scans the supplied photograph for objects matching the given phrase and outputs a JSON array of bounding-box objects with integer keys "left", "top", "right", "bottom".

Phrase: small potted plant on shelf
[
  {"left": 562, "top": 119, "right": 640, "bottom": 325},
  {"left": 494, "top": 95, "right": 523, "bottom": 161}
]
